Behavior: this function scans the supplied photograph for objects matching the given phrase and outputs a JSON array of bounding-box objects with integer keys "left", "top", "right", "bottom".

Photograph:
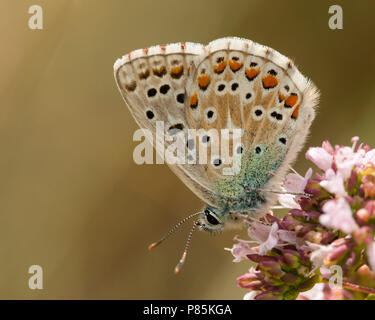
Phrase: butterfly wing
[
  {"left": 114, "top": 42, "right": 219, "bottom": 206},
  {"left": 185, "top": 38, "right": 319, "bottom": 212},
  {"left": 114, "top": 37, "right": 319, "bottom": 213}
]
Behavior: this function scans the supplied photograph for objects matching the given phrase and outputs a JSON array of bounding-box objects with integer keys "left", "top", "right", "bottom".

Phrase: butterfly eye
[{"left": 205, "top": 210, "right": 220, "bottom": 226}]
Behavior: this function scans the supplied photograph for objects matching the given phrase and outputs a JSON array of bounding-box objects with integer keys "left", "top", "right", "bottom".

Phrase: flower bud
[
  {"left": 247, "top": 254, "right": 262, "bottom": 263},
  {"left": 282, "top": 249, "right": 300, "bottom": 268},
  {"left": 347, "top": 169, "right": 358, "bottom": 192},
  {"left": 280, "top": 272, "right": 300, "bottom": 285},
  {"left": 357, "top": 264, "right": 375, "bottom": 283},
  {"left": 296, "top": 265, "right": 310, "bottom": 276},
  {"left": 254, "top": 291, "right": 282, "bottom": 300},
  {"left": 364, "top": 182, "right": 375, "bottom": 198},
  {"left": 353, "top": 226, "right": 372, "bottom": 244},
  {"left": 305, "top": 230, "right": 323, "bottom": 244},
  {"left": 365, "top": 200, "right": 375, "bottom": 215},
  {"left": 297, "top": 274, "right": 320, "bottom": 292},
  {"left": 237, "top": 273, "right": 262, "bottom": 289},
  {"left": 259, "top": 260, "right": 284, "bottom": 278},
  {"left": 320, "top": 232, "right": 336, "bottom": 244},
  {"left": 324, "top": 244, "right": 349, "bottom": 266},
  {"left": 356, "top": 208, "right": 371, "bottom": 224}
]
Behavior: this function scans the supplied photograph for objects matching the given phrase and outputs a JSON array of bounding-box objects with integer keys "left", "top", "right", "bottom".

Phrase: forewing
[{"left": 114, "top": 42, "right": 219, "bottom": 205}]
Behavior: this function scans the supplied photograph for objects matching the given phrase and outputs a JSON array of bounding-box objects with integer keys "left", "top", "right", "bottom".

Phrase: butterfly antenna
[
  {"left": 258, "top": 188, "right": 311, "bottom": 197},
  {"left": 148, "top": 212, "right": 201, "bottom": 251},
  {"left": 174, "top": 221, "right": 197, "bottom": 275}
]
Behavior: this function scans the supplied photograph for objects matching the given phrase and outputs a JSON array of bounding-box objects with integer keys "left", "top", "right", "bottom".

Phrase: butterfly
[{"left": 114, "top": 37, "right": 319, "bottom": 273}]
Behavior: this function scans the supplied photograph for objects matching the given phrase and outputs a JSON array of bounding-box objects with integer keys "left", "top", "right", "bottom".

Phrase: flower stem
[
  {"left": 321, "top": 277, "right": 375, "bottom": 295},
  {"left": 342, "top": 281, "right": 375, "bottom": 295}
]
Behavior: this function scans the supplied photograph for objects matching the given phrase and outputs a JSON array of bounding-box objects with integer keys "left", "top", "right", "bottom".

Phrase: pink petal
[
  {"left": 248, "top": 222, "right": 272, "bottom": 243},
  {"left": 306, "top": 147, "right": 333, "bottom": 171},
  {"left": 243, "top": 291, "right": 259, "bottom": 300},
  {"left": 284, "top": 168, "right": 313, "bottom": 193},
  {"left": 367, "top": 241, "right": 375, "bottom": 273},
  {"left": 258, "top": 222, "right": 279, "bottom": 255},
  {"left": 322, "top": 141, "right": 334, "bottom": 154},
  {"left": 297, "top": 283, "right": 325, "bottom": 300},
  {"left": 320, "top": 198, "right": 358, "bottom": 234},
  {"left": 364, "top": 149, "right": 375, "bottom": 166},
  {"left": 334, "top": 146, "right": 364, "bottom": 180},
  {"left": 277, "top": 229, "right": 297, "bottom": 244},
  {"left": 308, "top": 242, "right": 335, "bottom": 269},
  {"left": 320, "top": 169, "right": 347, "bottom": 197},
  {"left": 278, "top": 193, "right": 300, "bottom": 209},
  {"left": 230, "top": 241, "right": 255, "bottom": 263}
]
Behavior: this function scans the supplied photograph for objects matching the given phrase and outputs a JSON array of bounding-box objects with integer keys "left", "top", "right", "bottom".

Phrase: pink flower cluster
[{"left": 230, "top": 138, "right": 375, "bottom": 300}]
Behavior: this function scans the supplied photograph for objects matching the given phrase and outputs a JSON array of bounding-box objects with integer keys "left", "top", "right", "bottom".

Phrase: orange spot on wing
[
  {"left": 285, "top": 94, "right": 298, "bottom": 108},
  {"left": 291, "top": 104, "right": 300, "bottom": 119},
  {"left": 245, "top": 68, "right": 260, "bottom": 81},
  {"left": 143, "top": 48, "right": 149, "bottom": 54},
  {"left": 190, "top": 93, "right": 198, "bottom": 109},
  {"left": 262, "top": 74, "right": 278, "bottom": 89},
  {"left": 153, "top": 66, "right": 167, "bottom": 77},
  {"left": 229, "top": 60, "right": 243, "bottom": 72},
  {"left": 171, "top": 65, "right": 184, "bottom": 79},
  {"left": 214, "top": 61, "right": 226, "bottom": 74},
  {"left": 125, "top": 81, "right": 137, "bottom": 92},
  {"left": 198, "top": 74, "right": 210, "bottom": 90}
]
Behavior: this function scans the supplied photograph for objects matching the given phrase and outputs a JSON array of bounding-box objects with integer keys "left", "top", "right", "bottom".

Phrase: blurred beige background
[{"left": 0, "top": 0, "right": 374, "bottom": 299}]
